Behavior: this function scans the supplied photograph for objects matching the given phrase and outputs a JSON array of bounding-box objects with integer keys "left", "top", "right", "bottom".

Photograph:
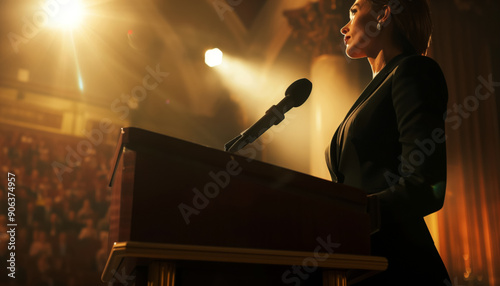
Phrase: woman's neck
[{"left": 368, "top": 47, "right": 404, "bottom": 78}]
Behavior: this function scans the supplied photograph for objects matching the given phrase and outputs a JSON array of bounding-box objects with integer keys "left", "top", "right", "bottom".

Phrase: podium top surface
[
  {"left": 109, "top": 127, "right": 366, "bottom": 201},
  {"left": 109, "top": 127, "right": 366, "bottom": 205}
]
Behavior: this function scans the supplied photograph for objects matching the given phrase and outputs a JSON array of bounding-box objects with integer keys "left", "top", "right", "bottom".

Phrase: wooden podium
[{"left": 102, "top": 127, "right": 387, "bottom": 286}]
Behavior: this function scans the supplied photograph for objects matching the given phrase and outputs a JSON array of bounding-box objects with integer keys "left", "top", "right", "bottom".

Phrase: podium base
[{"left": 102, "top": 241, "right": 386, "bottom": 286}]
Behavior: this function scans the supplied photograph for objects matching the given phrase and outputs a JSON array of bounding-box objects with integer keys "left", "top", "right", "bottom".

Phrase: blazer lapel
[
  {"left": 343, "top": 53, "right": 411, "bottom": 121},
  {"left": 328, "top": 53, "right": 413, "bottom": 182}
]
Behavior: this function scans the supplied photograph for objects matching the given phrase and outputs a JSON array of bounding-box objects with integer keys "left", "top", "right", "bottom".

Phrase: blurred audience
[
  {"left": 0, "top": 127, "right": 114, "bottom": 285},
  {"left": 29, "top": 230, "right": 53, "bottom": 257}
]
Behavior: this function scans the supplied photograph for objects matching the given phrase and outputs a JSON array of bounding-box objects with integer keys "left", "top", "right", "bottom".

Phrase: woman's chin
[{"left": 345, "top": 47, "right": 366, "bottom": 59}]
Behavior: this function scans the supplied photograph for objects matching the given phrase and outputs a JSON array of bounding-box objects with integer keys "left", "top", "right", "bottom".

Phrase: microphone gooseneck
[{"left": 224, "top": 78, "right": 312, "bottom": 153}]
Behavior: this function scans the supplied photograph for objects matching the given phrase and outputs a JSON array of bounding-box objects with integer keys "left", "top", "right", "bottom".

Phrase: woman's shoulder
[
  {"left": 391, "top": 54, "right": 448, "bottom": 104},
  {"left": 391, "top": 54, "right": 447, "bottom": 89},
  {"left": 396, "top": 54, "right": 444, "bottom": 74}
]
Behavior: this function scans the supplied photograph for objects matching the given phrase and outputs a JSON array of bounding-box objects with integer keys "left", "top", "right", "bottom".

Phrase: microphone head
[{"left": 285, "top": 78, "right": 312, "bottom": 107}]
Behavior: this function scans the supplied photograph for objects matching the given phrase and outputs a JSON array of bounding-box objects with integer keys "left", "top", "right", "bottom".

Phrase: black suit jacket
[{"left": 327, "top": 53, "right": 450, "bottom": 285}]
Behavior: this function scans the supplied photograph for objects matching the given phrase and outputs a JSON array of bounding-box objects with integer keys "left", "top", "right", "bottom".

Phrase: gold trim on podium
[
  {"left": 102, "top": 241, "right": 387, "bottom": 286},
  {"left": 148, "top": 261, "right": 175, "bottom": 286},
  {"left": 323, "top": 270, "right": 347, "bottom": 286}
]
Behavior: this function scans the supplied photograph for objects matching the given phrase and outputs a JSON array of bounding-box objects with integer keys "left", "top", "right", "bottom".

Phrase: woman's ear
[{"left": 377, "top": 5, "right": 392, "bottom": 24}]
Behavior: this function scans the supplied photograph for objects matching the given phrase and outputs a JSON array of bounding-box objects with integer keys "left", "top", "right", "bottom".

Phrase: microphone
[{"left": 224, "top": 78, "right": 312, "bottom": 153}]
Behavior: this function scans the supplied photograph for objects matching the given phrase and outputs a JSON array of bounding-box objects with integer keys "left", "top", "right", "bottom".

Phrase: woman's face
[{"left": 340, "top": 0, "right": 380, "bottom": 59}]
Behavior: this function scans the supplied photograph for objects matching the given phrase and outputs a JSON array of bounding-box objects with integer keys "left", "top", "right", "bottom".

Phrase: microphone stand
[
  {"left": 224, "top": 78, "right": 312, "bottom": 153},
  {"left": 224, "top": 105, "right": 286, "bottom": 153}
]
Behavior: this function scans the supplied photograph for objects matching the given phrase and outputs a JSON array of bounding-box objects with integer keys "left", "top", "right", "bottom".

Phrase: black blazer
[{"left": 327, "top": 53, "right": 450, "bottom": 285}]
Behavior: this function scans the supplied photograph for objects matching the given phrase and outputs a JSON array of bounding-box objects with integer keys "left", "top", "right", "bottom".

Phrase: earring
[{"left": 377, "top": 22, "right": 382, "bottom": 31}]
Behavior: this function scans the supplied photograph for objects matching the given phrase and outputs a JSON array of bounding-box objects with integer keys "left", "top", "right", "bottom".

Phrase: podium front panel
[{"left": 108, "top": 127, "right": 371, "bottom": 255}]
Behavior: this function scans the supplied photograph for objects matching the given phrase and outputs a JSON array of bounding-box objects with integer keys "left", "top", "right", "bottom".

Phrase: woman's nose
[{"left": 340, "top": 22, "right": 349, "bottom": 35}]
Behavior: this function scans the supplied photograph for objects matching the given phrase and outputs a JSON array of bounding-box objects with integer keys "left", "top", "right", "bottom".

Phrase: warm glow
[
  {"left": 212, "top": 54, "right": 261, "bottom": 94},
  {"left": 205, "top": 48, "right": 223, "bottom": 67},
  {"left": 46, "top": 0, "right": 86, "bottom": 30}
]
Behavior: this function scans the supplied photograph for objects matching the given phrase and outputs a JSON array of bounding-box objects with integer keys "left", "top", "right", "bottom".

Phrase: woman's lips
[{"left": 344, "top": 36, "right": 351, "bottom": 45}]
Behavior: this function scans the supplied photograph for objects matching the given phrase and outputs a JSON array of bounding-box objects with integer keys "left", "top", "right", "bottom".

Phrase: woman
[{"left": 327, "top": 0, "right": 451, "bottom": 284}]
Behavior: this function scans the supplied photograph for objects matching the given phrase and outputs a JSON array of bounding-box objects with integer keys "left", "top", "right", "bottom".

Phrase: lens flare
[
  {"left": 46, "top": 0, "right": 86, "bottom": 30},
  {"left": 205, "top": 48, "right": 223, "bottom": 67}
]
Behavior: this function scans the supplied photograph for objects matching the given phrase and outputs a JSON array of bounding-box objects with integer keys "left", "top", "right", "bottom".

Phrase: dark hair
[{"left": 370, "top": 0, "right": 432, "bottom": 55}]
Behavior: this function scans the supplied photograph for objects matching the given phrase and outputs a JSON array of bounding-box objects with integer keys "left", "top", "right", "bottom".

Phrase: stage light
[
  {"left": 46, "top": 0, "right": 86, "bottom": 30},
  {"left": 205, "top": 48, "right": 223, "bottom": 67}
]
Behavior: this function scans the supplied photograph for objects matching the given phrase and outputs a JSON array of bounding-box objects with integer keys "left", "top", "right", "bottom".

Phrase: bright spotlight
[
  {"left": 205, "top": 48, "right": 223, "bottom": 67},
  {"left": 46, "top": 0, "right": 85, "bottom": 30}
]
